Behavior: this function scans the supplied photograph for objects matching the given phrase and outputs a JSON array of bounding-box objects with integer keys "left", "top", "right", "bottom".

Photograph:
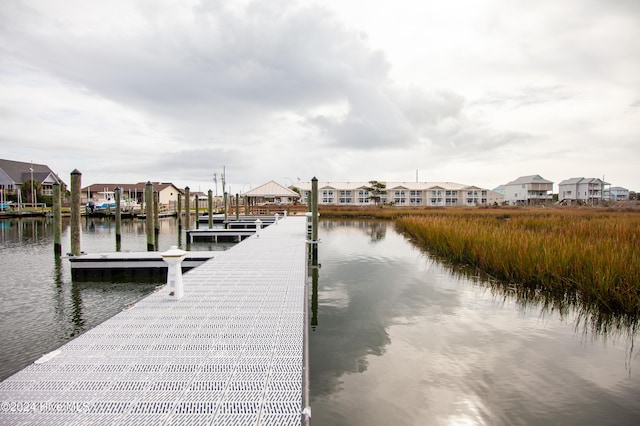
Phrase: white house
[
  {"left": 502, "top": 175, "right": 553, "bottom": 205},
  {"left": 606, "top": 186, "right": 630, "bottom": 201},
  {"left": 244, "top": 180, "right": 300, "bottom": 204},
  {"left": 292, "top": 181, "right": 503, "bottom": 206},
  {"left": 558, "top": 177, "right": 608, "bottom": 204}
]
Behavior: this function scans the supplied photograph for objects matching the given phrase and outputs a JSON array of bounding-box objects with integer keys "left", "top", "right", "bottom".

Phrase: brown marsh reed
[{"left": 319, "top": 205, "right": 640, "bottom": 317}]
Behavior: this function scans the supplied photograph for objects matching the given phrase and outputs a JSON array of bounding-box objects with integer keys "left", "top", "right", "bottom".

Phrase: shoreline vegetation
[{"left": 318, "top": 205, "right": 640, "bottom": 320}]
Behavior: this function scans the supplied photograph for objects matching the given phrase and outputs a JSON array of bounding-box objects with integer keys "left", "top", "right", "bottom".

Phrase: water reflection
[
  {"left": 0, "top": 216, "right": 208, "bottom": 380},
  {"left": 399, "top": 225, "right": 640, "bottom": 345},
  {"left": 311, "top": 219, "right": 640, "bottom": 426}
]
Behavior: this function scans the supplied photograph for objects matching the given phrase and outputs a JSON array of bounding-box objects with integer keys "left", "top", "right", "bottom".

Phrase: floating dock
[
  {"left": 197, "top": 214, "right": 278, "bottom": 224},
  {"left": 0, "top": 216, "right": 309, "bottom": 425},
  {"left": 186, "top": 228, "right": 258, "bottom": 243},
  {"left": 68, "top": 251, "right": 217, "bottom": 280}
]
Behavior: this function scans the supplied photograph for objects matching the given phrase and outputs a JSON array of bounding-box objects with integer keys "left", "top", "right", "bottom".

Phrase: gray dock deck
[{"left": 0, "top": 216, "right": 309, "bottom": 425}]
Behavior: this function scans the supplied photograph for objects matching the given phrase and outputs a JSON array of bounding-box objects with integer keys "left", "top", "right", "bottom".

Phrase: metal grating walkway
[{"left": 0, "top": 216, "right": 308, "bottom": 426}]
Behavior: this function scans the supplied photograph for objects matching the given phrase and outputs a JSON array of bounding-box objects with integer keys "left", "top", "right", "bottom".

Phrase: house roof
[
  {"left": 81, "top": 182, "right": 181, "bottom": 194},
  {"left": 0, "top": 158, "right": 64, "bottom": 186},
  {"left": 505, "top": 175, "right": 553, "bottom": 185},
  {"left": 244, "top": 180, "right": 300, "bottom": 198},
  {"left": 559, "top": 177, "right": 609, "bottom": 186}
]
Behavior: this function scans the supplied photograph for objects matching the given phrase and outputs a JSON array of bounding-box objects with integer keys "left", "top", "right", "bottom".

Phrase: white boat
[{"left": 86, "top": 191, "right": 141, "bottom": 216}]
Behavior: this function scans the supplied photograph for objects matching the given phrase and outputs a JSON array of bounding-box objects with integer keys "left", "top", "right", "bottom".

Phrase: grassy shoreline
[{"left": 319, "top": 206, "right": 640, "bottom": 315}]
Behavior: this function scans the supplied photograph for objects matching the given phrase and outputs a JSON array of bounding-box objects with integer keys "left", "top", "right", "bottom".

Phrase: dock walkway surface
[{"left": 0, "top": 216, "right": 309, "bottom": 426}]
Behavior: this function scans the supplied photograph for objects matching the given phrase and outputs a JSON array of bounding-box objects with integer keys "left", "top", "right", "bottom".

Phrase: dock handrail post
[
  {"left": 115, "top": 187, "right": 122, "bottom": 251},
  {"left": 208, "top": 189, "right": 213, "bottom": 229},
  {"left": 184, "top": 187, "right": 191, "bottom": 229},
  {"left": 145, "top": 181, "right": 154, "bottom": 251},
  {"left": 162, "top": 246, "right": 187, "bottom": 300},
  {"left": 70, "top": 169, "right": 82, "bottom": 256},
  {"left": 275, "top": 212, "right": 279, "bottom": 225},
  {"left": 52, "top": 181, "right": 62, "bottom": 256},
  {"left": 255, "top": 219, "right": 262, "bottom": 237}
]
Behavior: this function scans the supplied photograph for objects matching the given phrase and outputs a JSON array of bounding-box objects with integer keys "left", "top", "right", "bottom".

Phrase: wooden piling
[
  {"left": 70, "top": 169, "right": 82, "bottom": 256},
  {"left": 114, "top": 187, "right": 122, "bottom": 251},
  {"left": 311, "top": 176, "right": 318, "bottom": 265},
  {"left": 154, "top": 190, "right": 160, "bottom": 248},
  {"left": 145, "top": 181, "right": 154, "bottom": 251},
  {"left": 223, "top": 192, "right": 228, "bottom": 228},
  {"left": 208, "top": 189, "right": 213, "bottom": 229},
  {"left": 52, "top": 181, "right": 62, "bottom": 256},
  {"left": 235, "top": 193, "right": 240, "bottom": 221},
  {"left": 195, "top": 191, "right": 199, "bottom": 229},
  {"left": 177, "top": 193, "right": 182, "bottom": 229},
  {"left": 184, "top": 187, "right": 190, "bottom": 229}
]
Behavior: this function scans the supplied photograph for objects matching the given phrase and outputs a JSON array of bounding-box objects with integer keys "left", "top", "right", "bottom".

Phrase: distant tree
[
  {"left": 21, "top": 179, "right": 42, "bottom": 204},
  {"left": 630, "top": 191, "right": 637, "bottom": 201},
  {"left": 364, "top": 180, "right": 387, "bottom": 206}
]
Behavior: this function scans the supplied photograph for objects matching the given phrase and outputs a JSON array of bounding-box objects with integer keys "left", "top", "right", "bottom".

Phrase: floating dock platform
[
  {"left": 68, "top": 251, "right": 217, "bottom": 280},
  {"left": 0, "top": 216, "right": 309, "bottom": 425},
  {"left": 198, "top": 214, "right": 278, "bottom": 224},
  {"left": 186, "top": 228, "right": 258, "bottom": 243}
]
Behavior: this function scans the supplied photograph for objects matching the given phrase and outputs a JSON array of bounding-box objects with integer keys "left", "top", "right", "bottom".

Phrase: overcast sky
[{"left": 1, "top": 0, "right": 638, "bottom": 193}]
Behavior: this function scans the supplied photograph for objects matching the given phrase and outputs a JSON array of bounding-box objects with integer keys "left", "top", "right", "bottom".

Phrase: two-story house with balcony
[
  {"left": 0, "top": 158, "right": 65, "bottom": 205},
  {"left": 502, "top": 175, "right": 553, "bottom": 205},
  {"left": 558, "top": 177, "right": 608, "bottom": 204}
]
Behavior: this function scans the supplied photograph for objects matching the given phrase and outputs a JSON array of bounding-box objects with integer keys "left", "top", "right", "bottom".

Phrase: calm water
[
  {"left": 0, "top": 216, "right": 233, "bottom": 381},
  {"left": 310, "top": 220, "right": 640, "bottom": 425},
  {"left": 1, "top": 217, "right": 639, "bottom": 425}
]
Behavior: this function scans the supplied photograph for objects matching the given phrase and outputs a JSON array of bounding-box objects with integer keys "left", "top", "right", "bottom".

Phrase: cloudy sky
[{"left": 1, "top": 0, "right": 638, "bottom": 193}]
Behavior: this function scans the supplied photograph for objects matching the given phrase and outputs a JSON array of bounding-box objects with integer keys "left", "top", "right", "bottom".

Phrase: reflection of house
[
  {"left": 0, "top": 158, "right": 65, "bottom": 201},
  {"left": 82, "top": 182, "right": 182, "bottom": 206},
  {"left": 606, "top": 186, "right": 630, "bottom": 201},
  {"left": 244, "top": 180, "right": 300, "bottom": 205},
  {"left": 502, "top": 175, "right": 553, "bottom": 205},
  {"left": 292, "top": 181, "right": 503, "bottom": 206},
  {"left": 558, "top": 177, "right": 608, "bottom": 204}
]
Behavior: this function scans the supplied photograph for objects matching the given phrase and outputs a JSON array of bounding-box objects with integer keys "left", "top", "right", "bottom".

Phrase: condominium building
[{"left": 292, "top": 182, "right": 503, "bottom": 207}]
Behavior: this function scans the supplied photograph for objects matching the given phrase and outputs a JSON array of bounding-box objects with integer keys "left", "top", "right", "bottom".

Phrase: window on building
[{"left": 339, "top": 190, "right": 352, "bottom": 204}]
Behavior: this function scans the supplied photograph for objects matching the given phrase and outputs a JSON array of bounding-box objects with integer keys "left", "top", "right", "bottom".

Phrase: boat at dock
[{"left": 85, "top": 191, "right": 141, "bottom": 217}]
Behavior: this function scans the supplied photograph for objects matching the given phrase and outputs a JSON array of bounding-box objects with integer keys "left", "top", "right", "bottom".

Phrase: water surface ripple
[{"left": 310, "top": 220, "right": 639, "bottom": 426}]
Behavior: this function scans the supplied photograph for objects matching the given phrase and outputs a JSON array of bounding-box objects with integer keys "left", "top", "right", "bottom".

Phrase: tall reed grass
[{"left": 393, "top": 210, "right": 640, "bottom": 314}]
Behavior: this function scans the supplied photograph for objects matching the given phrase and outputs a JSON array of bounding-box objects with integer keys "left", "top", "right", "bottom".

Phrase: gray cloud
[{"left": 0, "top": 0, "right": 637, "bottom": 190}]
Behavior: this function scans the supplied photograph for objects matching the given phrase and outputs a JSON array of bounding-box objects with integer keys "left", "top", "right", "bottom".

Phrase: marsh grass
[
  {"left": 319, "top": 206, "right": 640, "bottom": 314},
  {"left": 394, "top": 210, "right": 640, "bottom": 314}
]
